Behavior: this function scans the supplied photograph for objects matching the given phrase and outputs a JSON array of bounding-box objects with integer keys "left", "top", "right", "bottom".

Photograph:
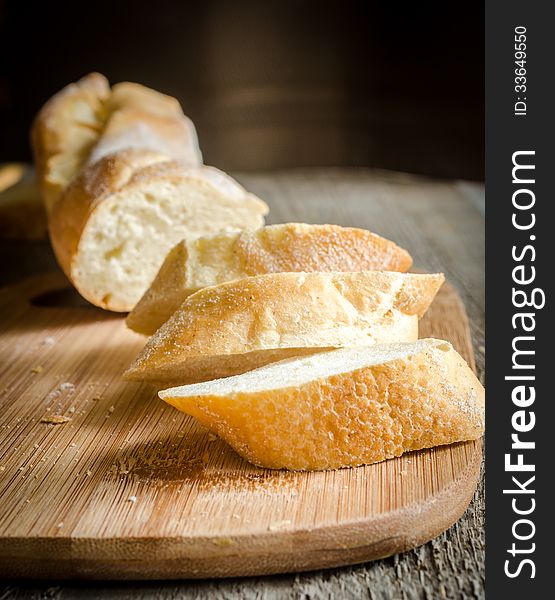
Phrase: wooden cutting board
[{"left": 0, "top": 273, "right": 482, "bottom": 580}]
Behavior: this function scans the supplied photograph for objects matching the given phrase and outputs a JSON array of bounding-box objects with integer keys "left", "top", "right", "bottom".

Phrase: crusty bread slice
[
  {"left": 159, "top": 339, "right": 485, "bottom": 470},
  {"left": 127, "top": 223, "right": 413, "bottom": 335},
  {"left": 125, "top": 271, "right": 444, "bottom": 384},
  {"left": 49, "top": 150, "right": 268, "bottom": 312},
  {"left": 32, "top": 73, "right": 202, "bottom": 213}
]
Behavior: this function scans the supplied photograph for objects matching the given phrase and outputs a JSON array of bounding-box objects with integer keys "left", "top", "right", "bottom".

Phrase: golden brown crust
[
  {"left": 236, "top": 223, "right": 412, "bottom": 274},
  {"left": 126, "top": 271, "right": 444, "bottom": 383},
  {"left": 127, "top": 223, "right": 414, "bottom": 335},
  {"left": 160, "top": 341, "right": 485, "bottom": 470},
  {"left": 31, "top": 73, "right": 203, "bottom": 214},
  {"left": 31, "top": 73, "right": 110, "bottom": 211},
  {"left": 88, "top": 81, "right": 202, "bottom": 166}
]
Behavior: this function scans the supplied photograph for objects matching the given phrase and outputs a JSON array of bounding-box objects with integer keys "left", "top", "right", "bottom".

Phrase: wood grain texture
[
  {"left": 0, "top": 272, "right": 479, "bottom": 580},
  {"left": 0, "top": 168, "right": 484, "bottom": 598}
]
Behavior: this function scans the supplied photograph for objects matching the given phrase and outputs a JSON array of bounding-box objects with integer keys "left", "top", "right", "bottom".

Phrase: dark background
[{"left": 0, "top": 0, "right": 483, "bottom": 180}]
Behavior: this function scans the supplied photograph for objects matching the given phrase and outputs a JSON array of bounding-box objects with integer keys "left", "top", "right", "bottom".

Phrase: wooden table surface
[{"left": 0, "top": 168, "right": 484, "bottom": 600}]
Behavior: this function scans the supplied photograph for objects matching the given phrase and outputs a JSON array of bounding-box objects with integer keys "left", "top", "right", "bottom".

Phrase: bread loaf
[
  {"left": 49, "top": 150, "right": 268, "bottom": 311},
  {"left": 32, "top": 74, "right": 268, "bottom": 311},
  {"left": 125, "top": 271, "right": 444, "bottom": 384},
  {"left": 127, "top": 223, "right": 413, "bottom": 335},
  {"left": 159, "top": 339, "right": 485, "bottom": 470}
]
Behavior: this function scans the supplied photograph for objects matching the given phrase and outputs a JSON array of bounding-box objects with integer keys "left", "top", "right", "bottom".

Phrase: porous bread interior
[
  {"left": 135, "top": 346, "right": 330, "bottom": 385},
  {"left": 73, "top": 180, "right": 265, "bottom": 311},
  {"left": 160, "top": 339, "right": 450, "bottom": 397},
  {"left": 184, "top": 233, "right": 244, "bottom": 290}
]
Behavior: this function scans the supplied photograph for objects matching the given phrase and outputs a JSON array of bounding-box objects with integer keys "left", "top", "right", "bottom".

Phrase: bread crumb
[
  {"left": 127, "top": 495, "right": 137, "bottom": 503},
  {"left": 42, "top": 336, "right": 55, "bottom": 346},
  {"left": 108, "top": 405, "right": 115, "bottom": 413},
  {"left": 41, "top": 415, "right": 71, "bottom": 424},
  {"left": 86, "top": 470, "right": 92, "bottom": 476},
  {"left": 207, "top": 434, "right": 217, "bottom": 442},
  {"left": 31, "top": 365, "right": 44, "bottom": 374},
  {"left": 57, "top": 522, "right": 64, "bottom": 528},
  {"left": 213, "top": 537, "right": 235, "bottom": 546},
  {"left": 268, "top": 520, "right": 291, "bottom": 531},
  {"left": 60, "top": 382, "right": 75, "bottom": 391}
]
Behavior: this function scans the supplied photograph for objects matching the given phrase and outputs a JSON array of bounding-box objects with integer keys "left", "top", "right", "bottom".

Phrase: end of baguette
[
  {"left": 31, "top": 73, "right": 110, "bottom": 212},
  {"left": 49, "top": 155, "right": 267, "bottom": 312}
]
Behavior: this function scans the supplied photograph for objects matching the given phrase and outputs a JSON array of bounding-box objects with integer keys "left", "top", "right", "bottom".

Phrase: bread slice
[
  {"left": 127, "top": 223, "right": 414, "bottom": 335},
  {"left": 125, "top": 271, "right": 444, "bottom": 384},
  {"left": 32, "top": 73, "right": 202, "bottom": 213},
  {"left": 48, "top": 150, "right": 268, "bottom": 312},
  {"left": 159, "top": 339, "right": 485, "bottom": 470}
]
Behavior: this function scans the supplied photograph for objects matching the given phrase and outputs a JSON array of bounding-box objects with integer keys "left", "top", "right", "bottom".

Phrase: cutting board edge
[{"left": 0, "top": 439, "right": 481, "bottom": 580}]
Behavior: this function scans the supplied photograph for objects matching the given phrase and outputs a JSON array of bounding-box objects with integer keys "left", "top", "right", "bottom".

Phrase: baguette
[
  {"left": 127, "top": 223, "right": 413, "bottom": 335},
  {"left": 49, "top": 150, "right": 268, "bottom": 311},
  {"left": 159, "top": 339, "right": 485, "bottom": 470},
  {"left": 32, "top": 74, "right": 268, "bottom": 311},
  {"left": 125, "top": 271, "right": 444, "bottom": 384},
  {"left": 32, "top": 73, "right": 202, "bottom": 213}
]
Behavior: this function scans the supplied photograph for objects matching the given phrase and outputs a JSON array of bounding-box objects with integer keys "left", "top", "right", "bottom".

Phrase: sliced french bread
[
  {"left": 49, "top": 150, "right": 268, "bottom": 311},
  {"left": 159, "top": 339, "right": 485, "bottom": 470},
  {"left": 125, "top": 271, "right": 444, "bottom": 384},
  {"left": 127, "top": 223, "right": 413, "bottom": 335}
]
